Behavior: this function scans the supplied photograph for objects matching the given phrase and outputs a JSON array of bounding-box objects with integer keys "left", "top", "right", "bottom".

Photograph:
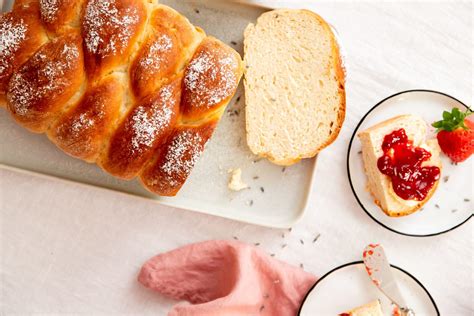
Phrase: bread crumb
[{"left": 228, "top": 168, "right": 248, "bottom": 191}]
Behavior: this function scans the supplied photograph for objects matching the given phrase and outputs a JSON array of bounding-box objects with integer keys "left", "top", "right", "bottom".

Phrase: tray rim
[{"left": 0, "top": 162, "right": 318, "bottom": 228}]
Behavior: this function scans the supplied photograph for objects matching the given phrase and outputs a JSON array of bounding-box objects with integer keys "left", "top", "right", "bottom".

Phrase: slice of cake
[
  {"left": 339, "top": 300, "right": 384, "bottom": 316},
  {"left": 358, "top": 115, "right": 441, "bottom": 217}
]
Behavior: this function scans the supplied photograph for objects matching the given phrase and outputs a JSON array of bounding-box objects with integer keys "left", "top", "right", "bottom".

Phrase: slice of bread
[
  {"left": 243, "top": 9, "right": 345, "bottom": 166},
  {"left": 358, "top": 115, "right": 442, "bottom": 217},
  {"left": 340, "top": 300, "right": 384, "bottom": 316}
]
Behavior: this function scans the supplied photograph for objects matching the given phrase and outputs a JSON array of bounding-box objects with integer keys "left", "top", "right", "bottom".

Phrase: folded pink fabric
[{"left": 138, "top": 240, "right": 317, "bottom": 316}]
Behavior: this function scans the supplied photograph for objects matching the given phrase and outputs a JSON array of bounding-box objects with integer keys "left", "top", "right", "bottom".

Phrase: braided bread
[{"left": 1, "top": 0, "right": 243, "bottom": 196}]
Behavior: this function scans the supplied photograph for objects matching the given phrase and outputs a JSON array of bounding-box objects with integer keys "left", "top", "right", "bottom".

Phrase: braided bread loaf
[{"left": 1, "top": 0, "right": 243, "bottom": 196}]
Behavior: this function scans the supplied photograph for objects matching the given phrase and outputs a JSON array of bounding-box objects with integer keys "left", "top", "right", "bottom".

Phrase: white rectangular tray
[{"left": 0, "top": 0, "right": 318, "bottom": 228}]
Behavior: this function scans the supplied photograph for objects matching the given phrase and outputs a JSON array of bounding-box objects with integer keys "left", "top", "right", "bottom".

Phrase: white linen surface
[{"left": 1, "top": 1, "right": 472, "bottom": 315}]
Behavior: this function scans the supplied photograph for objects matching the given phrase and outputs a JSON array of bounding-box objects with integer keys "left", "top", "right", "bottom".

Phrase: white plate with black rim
[
  {"left": 298, "top": 261, "right": 439, "bottom": 315},
  {"left": 347, "top": 90, "right": 473, "bottom": 237}
]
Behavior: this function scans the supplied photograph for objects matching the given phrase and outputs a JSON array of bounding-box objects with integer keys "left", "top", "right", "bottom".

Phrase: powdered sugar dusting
[
  {"left": 0, "top": 16, "right": 27, "bottom": 76},
  {"left": 8, "top": 40, "right": 80, "bottom": 116},
  {"left": 55, "top": 112, "right": 94, "bottom": 153},
  {"left": 70, "top": 112, "right": 95, "bottom": 134},
  {"left": 39, "top": 0, "right": 60, "bottom": 23},
  {"left": 184, "top": 49, "right": 238, "bottom": 108},
  {"left": 83, "top": 0, "right": 140, "bottom": 57},
  {"left": 139, "top": 34, "right": 173, "bottom": 69},
  {"left": 130, "top": 106, "right": 172, "bottom": 152},
  {"left": 54, "top": 95, "right": 106, "bottom": 155},
  {"left": 159, "top": 84, "right": 173, "bottom": 101},
  {"left": 160, "top": 130, "right": 206, "bottom": 186},
  {"left": 62, "top": 43, "right": 79, "bottom": 62},
  {"left": 129, "top": 84, "right": 175, "bottom": 152}
]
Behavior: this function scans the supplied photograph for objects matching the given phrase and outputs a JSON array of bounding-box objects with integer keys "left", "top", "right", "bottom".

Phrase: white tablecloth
[{"left": 1, "top": 1, "right": 472, "bottom": 315}]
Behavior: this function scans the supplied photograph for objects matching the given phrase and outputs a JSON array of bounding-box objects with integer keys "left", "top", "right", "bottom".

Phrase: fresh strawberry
[{"left": 432, "top": 107, "right": 474, "bottom": 163}]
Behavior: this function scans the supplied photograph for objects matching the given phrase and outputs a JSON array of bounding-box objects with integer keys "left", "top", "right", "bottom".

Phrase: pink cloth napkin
[{"left": 138, "top": 240, "right": 317, "bottom": 316}]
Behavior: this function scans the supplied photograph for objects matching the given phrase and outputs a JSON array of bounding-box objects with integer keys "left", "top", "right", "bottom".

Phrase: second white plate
[
  {"left": 347, "top": 90, "right": 472, "bottom": 236},
  {"left": 299, "top": 261, "right": 439, "bottom": 315}
]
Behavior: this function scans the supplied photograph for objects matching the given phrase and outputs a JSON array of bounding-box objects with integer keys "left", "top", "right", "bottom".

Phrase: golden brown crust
[
  {"left": 39, "top": 0, "right": 86, "bottom": 34},
  {"left": 3, "top": 1, "right": 243, "bottom": 196},
  {"left": 297, "top": 9, "right": 346, "bottom": 160},
  {"left": 100, "top": 78, "right": 181, "bottom": 179},
  {"left": 13, "top": 0, "right": 37, "bottom": 10},
  {"left": 7, "top": 33, "right": 85, "bottom": 132},
  {"left": 130, "top": 25, "right": 180, "bottom": 98},
  {"left": 180, "top": 37, "right": 243, "bottom": 120},
  {"left": 372, "top": 179, "right": 440, "bottom": 217},
  {"left": 0, "top": 95, "right": 7, "bottom": 107},
  {"left": 129, "top": 6, "right": 203, "bottom": 98},
  {"left": 140, "top": 120, "right": 218, "bottom": 196},
  {"left": 48, "top": 74, "right": 123, "bottom": 162},
  {"left": 357, "top": 115, "right": 414, "bottom": 138},
  {"left": 0, "top": 3, "right": 48, "bottom": 98},
  {"left": 81, "top": 0, "right": 146, "bottom": 78}
]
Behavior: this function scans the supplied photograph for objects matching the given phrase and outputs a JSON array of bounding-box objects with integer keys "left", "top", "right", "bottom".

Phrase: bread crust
[
  {"left": 140, "top": 120, "right": 218, "bottom": 196},
  {"left": 0, "top": 2, "right": 48, "bottom": 99},
  {"left": 99, "top": 77, "right": 181, "bottom": 178},
  {"left": 357, "top": 115, "right": 416, "bottom": 138},
  {"left": 244, "top": 9, "right": 346, "bottom": 166},
  {"left": 81, "top": 0, "right": 147, "bottom": 79},
  {"left": 2, "top": 1, "right": 243, "bottom": 196},
  {"left": 48, "top": 74, "right": 123, "bottom": 162},
  {"left": 370, "top": 177, "right": 440, "bottom": 217},
  {"left": 180, "top": 37, "right": 243, "bottom": 121},
  {"left": 293, "top": 10, "right": 346, "bottom": 163},
  {"left": 129, "top": 6, "right": 205, "bottom": 98},
  {"left": 7, "top": 33, "right": 85, "bottom": 133},
  {"left": 40, "top": 0, "right": 86, "bottom": 34}
]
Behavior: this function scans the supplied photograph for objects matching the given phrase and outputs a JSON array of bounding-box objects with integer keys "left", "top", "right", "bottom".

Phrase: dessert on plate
[
  {"left": 339, "top": 300, "right": 384, "bottom": 316},
  {"left": 358, "top": 115, "right": 441, "bottom": 217}
]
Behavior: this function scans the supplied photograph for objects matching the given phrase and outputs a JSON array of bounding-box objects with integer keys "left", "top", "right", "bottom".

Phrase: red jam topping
[
  {"left": 392, "top": 306, "right": 402, "bottom": 316},
  {"left": 377, "top": 128, "right": 440, "bottom": 201}
]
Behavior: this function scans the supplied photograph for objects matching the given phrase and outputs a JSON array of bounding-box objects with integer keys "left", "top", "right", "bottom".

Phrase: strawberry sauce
[{"left": 377, "top": 129, "right": 440, "bottom": 201}]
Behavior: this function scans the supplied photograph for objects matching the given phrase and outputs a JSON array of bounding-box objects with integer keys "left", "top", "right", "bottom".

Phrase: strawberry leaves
[{"left": 432, "top": 107, "right": 473, "bottom": 132}]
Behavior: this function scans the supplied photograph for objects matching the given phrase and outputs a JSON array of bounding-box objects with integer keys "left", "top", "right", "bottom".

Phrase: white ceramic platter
[
  {"left": 0, "top": 0, "right": 318, "bottom": 228},
  {"left": 348, "top": 90, "right": 472, "bottom": 236},
  {"left": 299, "top": 261, "right": 439, "bottom": 315}
]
